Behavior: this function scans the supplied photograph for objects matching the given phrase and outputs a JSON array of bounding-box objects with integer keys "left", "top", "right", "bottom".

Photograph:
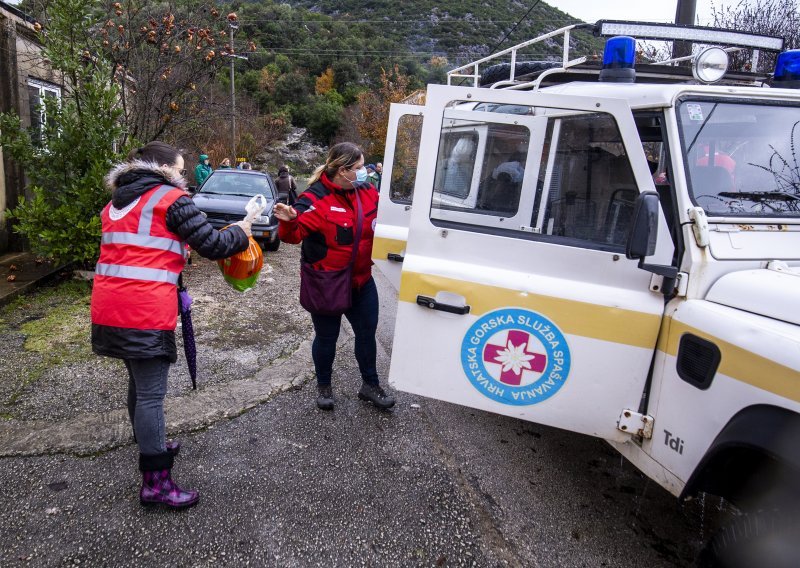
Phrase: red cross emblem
[{"left": 483, "top": 330, "right": 547, "bottom": 386}]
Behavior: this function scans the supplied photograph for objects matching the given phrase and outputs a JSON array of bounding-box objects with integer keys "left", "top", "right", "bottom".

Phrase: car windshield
[
  {"left": 199, "top": 173, "right": 273, "bottom": 197},
  {"left": 678, "top": 100, "right": 800, "bottom": 217}
]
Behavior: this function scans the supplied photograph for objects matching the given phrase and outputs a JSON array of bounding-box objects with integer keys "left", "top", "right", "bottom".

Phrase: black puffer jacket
[{"left": 91, "top": 160, "right": 249, "bottom": 362}]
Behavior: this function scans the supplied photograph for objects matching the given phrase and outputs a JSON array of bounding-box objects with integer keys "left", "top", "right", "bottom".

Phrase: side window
[
  {"left": 433, "top": 131, "right": 479, "bottom": 199},
  {"left": 427, "top": 104, "right": 640, "bottom": 252},
  {"left": 432, "top": 124, "right": 529, "bottom": 216},
  {"left": 537, "top": 113, "right": 638, "bottom": 250},
  {"left": 390, "top": 114, "right": 423, "bottom": 203}
]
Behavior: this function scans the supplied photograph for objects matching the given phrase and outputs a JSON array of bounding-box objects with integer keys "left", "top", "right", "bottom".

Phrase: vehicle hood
[
  {"left": 192, "top": 192, "right": 274, "bottom": 216},
  {"left": 706, "top": 266, "right": 800, "bottom": 326}
]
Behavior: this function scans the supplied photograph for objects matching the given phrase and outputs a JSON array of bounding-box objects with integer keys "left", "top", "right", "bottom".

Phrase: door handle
[
  {"left": 387, "top": 253, "right": 404, "bottom": 262},
  {"left": 416, "top": 295, "right": 471, "bottom": 315}
]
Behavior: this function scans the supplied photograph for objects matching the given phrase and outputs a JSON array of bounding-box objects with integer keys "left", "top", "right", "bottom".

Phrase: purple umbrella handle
[{"left": 179, "top": 289, "right": 193, "bottom": 312}]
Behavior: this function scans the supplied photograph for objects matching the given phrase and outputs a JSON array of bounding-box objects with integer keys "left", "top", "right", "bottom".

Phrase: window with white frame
[{"left": 27, "top": 79, "right": 61, "bottom": 146}]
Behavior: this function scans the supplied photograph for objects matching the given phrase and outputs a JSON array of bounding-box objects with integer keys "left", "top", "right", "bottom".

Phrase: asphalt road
[{"left": 0, "top": 269, "right": 715, "bottom": 567}]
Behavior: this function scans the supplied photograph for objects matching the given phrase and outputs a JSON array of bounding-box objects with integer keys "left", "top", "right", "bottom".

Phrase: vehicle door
[
  {"left": 373, "top": 104, "right": 426, "bottom": 290},
  {"left": 390, "top": 84, "right": 674, "bottom": 441}
]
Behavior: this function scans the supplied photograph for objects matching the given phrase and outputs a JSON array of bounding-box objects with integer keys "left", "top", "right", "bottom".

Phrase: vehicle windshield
[
  {"left": 678, "top": 99, "right": 800, "bottom": 217},
  {"left": 199, "top": 173, "right": 273, "bottom": 197}
]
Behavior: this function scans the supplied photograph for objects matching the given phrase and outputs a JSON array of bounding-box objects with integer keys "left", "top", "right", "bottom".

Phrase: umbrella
[{"left": 178, "top": 286, "right": 197, "bottom": 390}]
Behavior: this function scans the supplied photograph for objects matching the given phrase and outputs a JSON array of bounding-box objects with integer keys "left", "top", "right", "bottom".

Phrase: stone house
[{"left": 0, "top": 0, "right": 63, "bottom": 253}]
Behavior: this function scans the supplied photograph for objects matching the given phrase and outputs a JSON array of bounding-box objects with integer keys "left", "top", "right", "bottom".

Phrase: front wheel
[
  {"left": 698, "top": 508, "right": 800, "bottom": 568},
  {"left": 263, "top": 238, "right": 280, "bottom": 252}
]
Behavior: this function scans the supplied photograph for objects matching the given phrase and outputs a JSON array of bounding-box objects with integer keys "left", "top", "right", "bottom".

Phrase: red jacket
[
  {"left": 92, "top": 184, "right": 187, "bottom": 331},
  {"left": 278, "top": 173, "right": 379, "bottom": 288}
]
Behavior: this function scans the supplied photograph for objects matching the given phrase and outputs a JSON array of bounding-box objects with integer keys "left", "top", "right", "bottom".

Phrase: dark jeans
[
  {"left": 310, "top": 277, "right": 379, "bottom": 387},
  {"left": 124, "top": 357, "right": 169, "bottom": 456}
]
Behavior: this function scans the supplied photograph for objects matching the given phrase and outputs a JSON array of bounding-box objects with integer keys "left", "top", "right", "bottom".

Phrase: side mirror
[
  {"left": 625, "top": 191, "right": 659, "bottom": 260},
  {"left": 625, "top": 191, "right": 678, "bottom": 288}
]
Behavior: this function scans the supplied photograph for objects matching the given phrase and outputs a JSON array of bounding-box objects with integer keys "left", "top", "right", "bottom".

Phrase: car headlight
[{"left": 255, "top": 215, "right": 271, "bottom": 224}]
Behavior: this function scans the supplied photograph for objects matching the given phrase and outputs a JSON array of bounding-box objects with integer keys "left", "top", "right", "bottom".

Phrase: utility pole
[
  {"left": 226, "top": 19, "right": 247, "bottom": 163},
  {"left": 672, "top": 0, "right": 698, "bottom": 60}
]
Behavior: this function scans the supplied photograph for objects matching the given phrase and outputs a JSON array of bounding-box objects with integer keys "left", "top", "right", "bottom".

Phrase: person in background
[
  {"left": 273, "top": 143, "right": 395, "bottom": 411},
  {"left": 275, "top": 164, "right": 298, "bottom": 205},
  {"left": 194, "top": 153, "right": 213, "bottom": 187},
  {"left": 91, "top": 141, "right": 251, "bottom": 509},
  {"left": 240, "top": 162, "right": 253, "bottom": 170},
  {"left": 375, "top": 162, "right": 383, "bottom": 188},
  {"left": 366, "top": 164, "right": 380, "bottom": 188},
  {"left": 219, "top": 157, "right": 232, "bottom": 169}
]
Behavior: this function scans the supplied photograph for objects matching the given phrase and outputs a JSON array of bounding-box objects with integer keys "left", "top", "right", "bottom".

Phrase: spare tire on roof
[{"left": 479, "top": 61, "right": 561, "bottom": 87}]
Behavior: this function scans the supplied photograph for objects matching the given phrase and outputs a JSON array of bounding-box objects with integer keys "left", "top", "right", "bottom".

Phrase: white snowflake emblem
[{"left": 493, "top": 340, "right": 535, "bottom": 376}]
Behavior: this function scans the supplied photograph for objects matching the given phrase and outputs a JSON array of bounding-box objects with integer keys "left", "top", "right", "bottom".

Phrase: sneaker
[
  {"left": 358, "top": 382, "right": 395, "bottom": 409},
  {"left": 316, "top": 384, "right": 334, "bottom": 410}
]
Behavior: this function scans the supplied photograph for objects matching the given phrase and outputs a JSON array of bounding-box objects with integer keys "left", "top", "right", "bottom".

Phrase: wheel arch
[{"left": 681, "top": 404, "right": 800, "bottom": 508}]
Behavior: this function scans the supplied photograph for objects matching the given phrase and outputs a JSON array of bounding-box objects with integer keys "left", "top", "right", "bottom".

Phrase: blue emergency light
[
  {"left": 600, "top": 36, "right": 636, "bottom": 83},
  {"left": 773, "top": 50, "right": 800, "bottom": 88}
]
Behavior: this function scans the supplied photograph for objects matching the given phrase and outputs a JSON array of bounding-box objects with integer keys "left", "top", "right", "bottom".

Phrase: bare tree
[{"left": 711, "top": 0, "right": 799, "bottom": 72}]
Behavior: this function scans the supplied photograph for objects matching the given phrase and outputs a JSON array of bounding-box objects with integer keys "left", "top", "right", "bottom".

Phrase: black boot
[
  {"left": 358, "top": 382, "right": 395, "bottom": 409},
  {"left": 316, "top": 384, "right": 334, "bottom": 410}
]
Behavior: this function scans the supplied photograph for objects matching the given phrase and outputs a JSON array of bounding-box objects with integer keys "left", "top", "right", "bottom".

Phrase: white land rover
[{"left": 373, "top": 20, "right": 800, "bottom": 564}]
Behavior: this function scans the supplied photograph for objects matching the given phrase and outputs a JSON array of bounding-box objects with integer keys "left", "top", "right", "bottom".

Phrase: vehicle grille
[{"left": 205, "top": 213, "right": 242, "bottom": 224}]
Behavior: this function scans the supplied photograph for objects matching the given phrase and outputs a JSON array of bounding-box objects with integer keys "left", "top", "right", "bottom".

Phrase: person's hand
[
  {"left": 233, "top": 220, "right": 252, "bottom": 237},
  {"left": 274, "top": 203, "right": 298, "bottom": 221}
]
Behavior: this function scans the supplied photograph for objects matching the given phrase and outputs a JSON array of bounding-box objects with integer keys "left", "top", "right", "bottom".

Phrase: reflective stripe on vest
[
  {"left": 101, "top": 232, "right": 184, "bottom": 255},
  {"left": 95, "top": 263, "right": 180, "bottom": 285},
  {"left": 137, "top": 184, "right": 176, "bottom": 236},
  {"left": 96, "top": 184, "right": 185, "bottom": 283}
]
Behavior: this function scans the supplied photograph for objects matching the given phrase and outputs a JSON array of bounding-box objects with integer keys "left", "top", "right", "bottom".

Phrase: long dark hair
[
  {"left": 127, "top": 141, "right": 181, "bottom": 166},
  {"left": 308, "top": 142, "right": 363, "bottom": 184}
]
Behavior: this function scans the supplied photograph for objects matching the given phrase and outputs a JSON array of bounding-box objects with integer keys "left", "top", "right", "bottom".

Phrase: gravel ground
[{"left": 0, "top": 246, "right": 312, "bottom": 422}]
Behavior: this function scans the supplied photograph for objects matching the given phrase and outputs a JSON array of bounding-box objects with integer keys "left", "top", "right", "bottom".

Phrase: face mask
[{"left": 354, "top": 167, "right": 368, "bottom": 183}]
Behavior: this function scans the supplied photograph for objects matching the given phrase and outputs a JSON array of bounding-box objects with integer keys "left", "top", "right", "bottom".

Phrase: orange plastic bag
[
  {"left": 217, "top": 236, "right": 263, "bottom": 292},
  {"left": 217, "top": 194, "right": 266, "bottom": 292}
]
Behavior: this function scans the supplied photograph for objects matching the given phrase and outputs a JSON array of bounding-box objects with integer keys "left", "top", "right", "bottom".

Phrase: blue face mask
[{"left": 354, "top": 167, "right": 368, "bottom": 183}]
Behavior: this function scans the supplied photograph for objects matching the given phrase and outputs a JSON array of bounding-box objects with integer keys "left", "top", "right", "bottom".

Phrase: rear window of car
[{"left": 200, "top": 173, "right": 274, "bottom": 197}]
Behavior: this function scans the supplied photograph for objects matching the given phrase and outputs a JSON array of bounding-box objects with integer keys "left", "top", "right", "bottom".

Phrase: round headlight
[{"left": 693, "top": 47, "right": 729, "bottom": 84}]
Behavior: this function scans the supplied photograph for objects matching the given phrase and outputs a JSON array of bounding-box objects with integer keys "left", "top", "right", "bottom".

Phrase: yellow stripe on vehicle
[
  {"left": 398, "top": 271, "right": 662, "bottom": 349},
  {"left": 660, "top": 319, "right": 800, "bottom": 403},
  {"left": 371, "top": 236, "right": 407, "bottom": 261}
]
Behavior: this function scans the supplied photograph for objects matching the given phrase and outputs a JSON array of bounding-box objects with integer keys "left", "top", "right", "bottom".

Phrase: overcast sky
[{"left": 547, "top": 1, "right": 732, "bottom": 25}]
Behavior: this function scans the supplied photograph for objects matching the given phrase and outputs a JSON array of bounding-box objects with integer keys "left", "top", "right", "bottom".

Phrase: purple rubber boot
[
  {"left": 138, "top": 452, "right": 198, "bottom": 509},
  {"left": 166, "top": 440, "right": 180, "bottom": 456},
  {"left": 140, "top": 470, "right": 199, "bottom": 509}
]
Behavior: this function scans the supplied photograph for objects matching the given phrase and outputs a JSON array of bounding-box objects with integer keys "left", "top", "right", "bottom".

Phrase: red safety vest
[{"left": 91, "top": 184, "right": 187, "bottom": 331}]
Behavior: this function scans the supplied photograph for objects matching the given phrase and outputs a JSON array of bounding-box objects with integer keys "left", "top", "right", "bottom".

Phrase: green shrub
[{"left": 0, "top": 0, "right": 125, "bottom": 267}]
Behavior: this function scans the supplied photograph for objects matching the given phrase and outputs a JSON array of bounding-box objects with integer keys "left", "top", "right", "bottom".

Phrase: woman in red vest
[
  {"left": 274, "top": 142, "right": 395, "bottom": 411},
  {"left": 91, "top": 142, "right": 250, "bottom": 509}
]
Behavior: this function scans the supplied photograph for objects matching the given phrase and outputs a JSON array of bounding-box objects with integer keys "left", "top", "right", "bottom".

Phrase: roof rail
[
  {"left": 447, "top": 23, "right": 592, "bottom": 88},
  {"left": 448, "top": 19, "right": 785, "bottom": 89}
]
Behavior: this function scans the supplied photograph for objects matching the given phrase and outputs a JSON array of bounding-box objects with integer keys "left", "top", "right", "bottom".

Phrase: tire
[
  {"left": 264, "top": 238, "right": 280, "bottom": 252},
  {"left": 479, "top": 61, "right": 561, "bottom": 87},
  {"left": 697, "top": 509, "right": 800, "bottom": 568}
]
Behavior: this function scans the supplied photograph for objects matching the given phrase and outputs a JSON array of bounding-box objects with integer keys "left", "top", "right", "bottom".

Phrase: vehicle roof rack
[{"left": 447, "top": 20, "right": 785, "bottom": 90}]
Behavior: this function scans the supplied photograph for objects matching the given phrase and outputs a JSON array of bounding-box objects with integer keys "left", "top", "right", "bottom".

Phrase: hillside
[{"left": 238, "top": 0, "right": 602, "bottom": 73}]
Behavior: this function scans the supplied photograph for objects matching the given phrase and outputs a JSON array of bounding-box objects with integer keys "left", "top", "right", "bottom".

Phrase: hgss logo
[{"left": 461, "top": 308, "right": 571, "bottom": 405}]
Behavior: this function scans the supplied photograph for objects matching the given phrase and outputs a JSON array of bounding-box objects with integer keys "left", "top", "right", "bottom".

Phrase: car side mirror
[
  {"left": 625, "top": 190, "right": 678, "bottom": 288},
  {"left": 626, "top": 191, "right": 659, "bottom": 260}
]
